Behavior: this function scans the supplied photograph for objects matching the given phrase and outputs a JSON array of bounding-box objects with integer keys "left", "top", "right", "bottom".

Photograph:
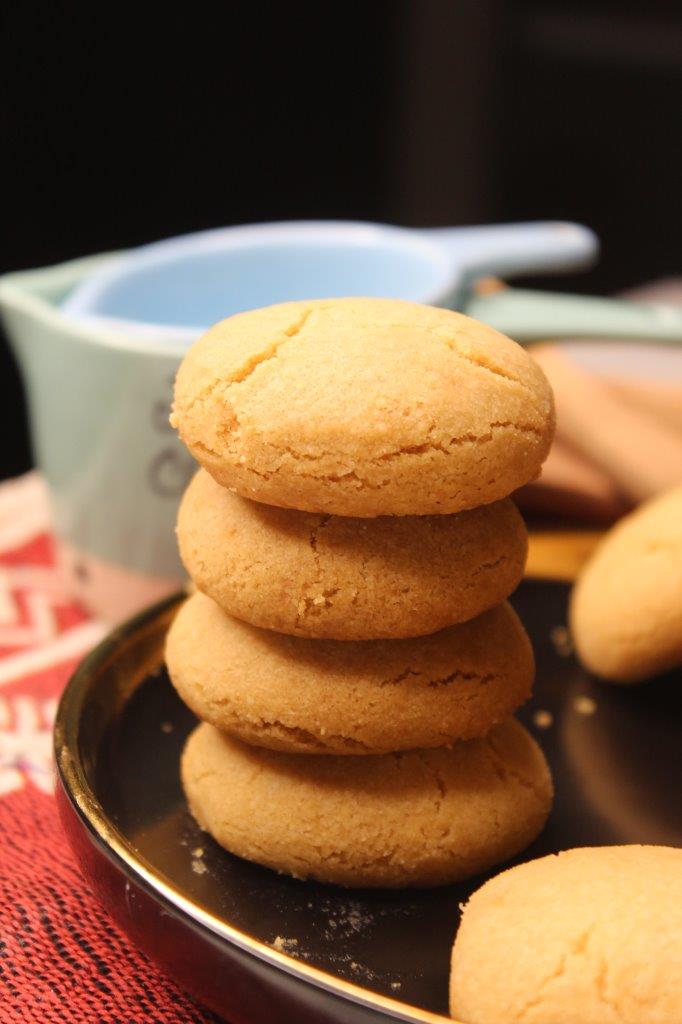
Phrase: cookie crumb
[
  {"left": 341, "top": 907, "right": 371, "bottom": 932},
  {"left": 390, "top": 981, "right": 402, "bottom": 991},
  {"left": 191, "top": 858, "right": 207, "bottom": 875},
  {"left": 272, "top": 936, "right": 299, "bottom": 953},
  {"left": 347, "top": 960, "right": 378, "bottom": 982},
  {"left": 191, "top": 847, "right": 204, "bottom": 858},
  {"left": 550, "top": 625, "right": 573, "bottom": 657},
  {"left": 533, "top": 709, "right": 553, "bottom": 729},
  {"left": 160, "top": 721, "right": 174, "bottom": 733},
  {"left": 574, "top": 694, "right": 597, "bottom": 716}
]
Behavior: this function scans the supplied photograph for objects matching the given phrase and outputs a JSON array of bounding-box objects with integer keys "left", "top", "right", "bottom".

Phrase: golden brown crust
[
  {"left": 570, "top": 484, "right": 682, "bottom": 683},
  {"left": 450, "top": 845, "right": 682, "bottom": 1023},
  {"left": 171, "top": 298, "right": 554, "bottom": 516},
  {"left": 166, "top": 593, "right": 535, "bottom": 753},
  {"left": 181, "top": 719, "right": 553, "bottom": 887},
  {"left": 177, "top": 469, "right": 528, "bottom": 639}
]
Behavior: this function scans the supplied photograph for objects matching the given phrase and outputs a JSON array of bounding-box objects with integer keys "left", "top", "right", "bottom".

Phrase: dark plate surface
[{"left": 56, "top": 579, "right": 682, "bottom": 1023}]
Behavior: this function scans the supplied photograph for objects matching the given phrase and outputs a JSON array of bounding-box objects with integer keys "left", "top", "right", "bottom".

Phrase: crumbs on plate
[
  {"left": 533, "top": 709, "right": 553, "bottom": 730},
  {"left": 573, "top": 694, "right": 597, "bottom": 716},
  {"left": 272, "top": 936, "right": 300, "bottom": 954},
  {"left": 550, "top": 625, "right": 573, "bottom": 658}
]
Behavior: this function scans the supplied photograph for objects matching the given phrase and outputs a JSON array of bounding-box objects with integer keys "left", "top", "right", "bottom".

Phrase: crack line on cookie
[
  {"left": 483, "top": 733, "right": 547, "bottom": 804},
  {"left": 294, "top": 515, "right": 335, "bottom": 627},
  {"left": 378, "top": 668, "right": 497, "bottom": 688},
  {"left": 208, "top": 709, "right": 376, "bottom": 753},
  {"left": 203, "top": 422, "right": 548, "bottom": 495},
  {"left": 230, "top": 307, "right": 314, "bottom": 383},
  {"left": 174, "top": 307, "right": 314, "bottom": 422},
  {"left": 447, "top": 347, "right": 542, "bottom": 402}
]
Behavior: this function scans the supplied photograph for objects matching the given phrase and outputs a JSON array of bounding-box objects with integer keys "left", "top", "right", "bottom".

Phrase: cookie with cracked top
[
  {"left": 450, "top": 845, "right": 682, "bottom": 1023},
  {"left": 181, "top": 718, "right": 553, "bottom": 887},
  {"left": 170, "top": 297, "right": 555, "bottom": 517},
  {"left": 177, "top": 469, "right": 528, "bottom": 640},
  {"left": 165, "top": 592, "right": 534, "bottom": 754}
]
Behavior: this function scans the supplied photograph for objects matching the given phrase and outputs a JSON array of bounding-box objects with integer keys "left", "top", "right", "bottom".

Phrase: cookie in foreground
[
  {"left": 167, "top": 594, "right": 534, "bottom": 753},
  {"left": 181, "top": 718, "right": 552, "bottom": 887},
  {"left": 177, "top": 470, "right": 528, "bottom": 640},
  {"left": 171, "top": 297, "right": 554, "bottom": 517},
  {"left": 450, "top": 844, "right": 682, "bottom": 1024}
]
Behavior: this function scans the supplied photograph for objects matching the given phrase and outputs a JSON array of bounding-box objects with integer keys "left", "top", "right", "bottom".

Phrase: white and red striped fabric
[{"left": 0, "top": 473, "right": 219, "bottom": 1023}]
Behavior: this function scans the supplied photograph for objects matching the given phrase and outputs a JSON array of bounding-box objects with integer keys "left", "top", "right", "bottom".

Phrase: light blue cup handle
[
  {"left": 426, "top": 221, "right": 599, "bottom": 284},
  {"left": 426, "top": 223, "right": 682, "bottom": 343}
]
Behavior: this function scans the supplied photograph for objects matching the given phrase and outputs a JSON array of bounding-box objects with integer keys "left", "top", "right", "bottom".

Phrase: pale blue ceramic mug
[{"left": 0, "top": 219, "right": 603, "bottom": 620}]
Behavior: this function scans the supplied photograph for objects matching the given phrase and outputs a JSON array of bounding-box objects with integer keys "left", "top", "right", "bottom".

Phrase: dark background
[{"left": 2, "top": 1, "right": 681, "bottom": 480}]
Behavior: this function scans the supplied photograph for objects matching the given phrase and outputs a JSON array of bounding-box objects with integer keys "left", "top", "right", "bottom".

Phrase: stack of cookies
[{"left": 167, "top": 298, "right": 555, "bottom": 888}]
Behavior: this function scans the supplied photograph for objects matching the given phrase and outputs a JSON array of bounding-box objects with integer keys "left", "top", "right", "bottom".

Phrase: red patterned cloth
[{"left": 0, "top": 474, "right": 221, "bottom": 1023}]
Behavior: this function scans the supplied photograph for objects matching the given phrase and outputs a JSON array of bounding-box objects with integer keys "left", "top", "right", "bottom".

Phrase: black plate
[{"left": 55, "top": 580, "right": 682, "bottom": 1024}]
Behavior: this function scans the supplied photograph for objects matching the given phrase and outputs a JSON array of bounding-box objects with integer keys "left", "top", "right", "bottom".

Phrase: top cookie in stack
[{"left": 171, "top": 297, "right": 554, "bottom": 518}]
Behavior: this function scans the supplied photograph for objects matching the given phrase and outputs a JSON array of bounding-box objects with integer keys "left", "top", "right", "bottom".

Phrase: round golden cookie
[
  {"left": 177, "top": 469, "right": 528, "bottom": 640},
  {"left": 171, "top": 298, "right": 554, "bottom": 516},
  {"left": 450, "top": 845, "right": 682, "bottom": 1024},
  {"left": 570, "top": 484, "right": 682, "bottom": 683},
  {"left": 166, "top": 592, "right": 534, "bottom": 754},
  {"left": 181, "top": 718, "right": 553, "bottom": 887}
]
